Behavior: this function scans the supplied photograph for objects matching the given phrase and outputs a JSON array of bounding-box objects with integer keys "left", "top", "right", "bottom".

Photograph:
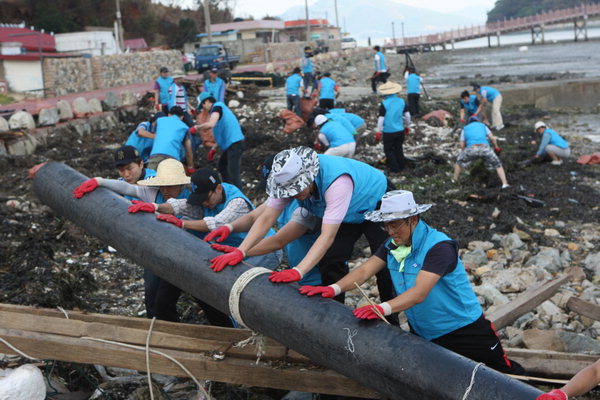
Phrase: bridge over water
[{"left": 385, "top": 3, "right": 600, "bottom": 50}]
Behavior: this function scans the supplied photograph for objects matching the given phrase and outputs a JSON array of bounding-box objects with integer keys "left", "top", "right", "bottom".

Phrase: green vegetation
[
  {"left": 0, "top": 94, "right": 16, "bottom": 105},
  {"left": 487, "top": 0, "right": 600, "bottom": 23}
]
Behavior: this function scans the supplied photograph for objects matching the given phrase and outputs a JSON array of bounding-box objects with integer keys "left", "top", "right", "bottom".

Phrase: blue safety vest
[
  {"left": 407, "top": 73, "right": 421, "bottom": 94},
  {"left": 460, "top": 94, "right": 479, "bottom": 115},
  {"left": 211, "top": 102, "right": 244, "bottom": 151},
  {"left": 374, "top": 51, "right": 386, "bottom": 72},
  {"left": 150, "top": 115, "right": 189, "bottom": 160},
  {"left": 463, "top": 121, "right": 489, "bottom": 147},
  {"left": 320, "top": 120, "right": 355, "bottom": 148},
  {"left": 545, "top": 128, "right": 569, "bottom": 149},
  {"left": 325, "top": 112, "right": 355, "bottom": 135},
  {"left": 286, "top": 74, "right": 303, "bottom": 96},
  {"left": 126, "top": 121, "right": 155, "bottom": 163},
  {"left": 155, "top": 186, "right": 192, "bottom": 211},
  {"left": 319, "top": 77, "right": 336, "bottom": 100},
  {"left": 302, "top": 55, "right": 313, "bottom": 73},
  {"left": 382, "top": 95, "right": 406, "bottom": 133},
  {"left": 204, "top": 77, "right": 225, "bottom": 102},
  {"left": 386, "top": 220, "right": 482, "bottom": 340},
  {"left": 481, "top": 86, "right": 500, "bottom": 102},
  {"left": 329, "top": 108, "right": 365, "bottom": 131},
  {"left": 299, "top": 155, "right": 387, "bottom": 224},
  {"left": 277, "top": 200, "right": 322, "bottom": 286},
  {"left": 156, "top": 76, "right": 174, "bottom": 104}
]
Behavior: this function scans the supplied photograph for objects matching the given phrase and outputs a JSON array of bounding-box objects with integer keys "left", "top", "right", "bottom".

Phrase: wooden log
[
  {"left": 505, "top": 348, "right": 598, "bottom": 378},
  {"left": 488, "top": 274, "right": 571, "bottom": 330},
  {"left": 0, "top": 328, "right": 381, "bottom": 398},
  {"left": 567, "top": 297, "right": 600, "bottom": 321}
]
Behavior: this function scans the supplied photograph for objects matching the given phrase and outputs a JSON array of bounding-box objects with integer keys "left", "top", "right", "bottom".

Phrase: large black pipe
[{"left": 34, "top": 162, "right": 542, "bottom": 400}]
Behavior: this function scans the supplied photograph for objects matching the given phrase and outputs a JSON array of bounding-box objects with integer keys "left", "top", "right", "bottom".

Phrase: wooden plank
[
  {"left": 567, "top": 297, "right": 600, "bottom": 321},
  {"left": 0, "top": 328, "right": 381, "bottom": 399},
  {"left": 488, "top": 274, "right": 571, "bottom": 330},
  {"left": 505, "top": 348, "right": 597, "bottom": 378}
]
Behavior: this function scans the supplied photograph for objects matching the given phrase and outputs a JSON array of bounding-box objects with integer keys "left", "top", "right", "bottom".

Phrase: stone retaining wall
[{"left": 43, "top": 57, "right": 95, "bottom": 97}]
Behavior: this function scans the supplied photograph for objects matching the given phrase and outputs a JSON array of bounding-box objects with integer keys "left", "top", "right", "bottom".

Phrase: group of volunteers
[{"left": 69, "top": 47, "right": 587, "bottom": 397}]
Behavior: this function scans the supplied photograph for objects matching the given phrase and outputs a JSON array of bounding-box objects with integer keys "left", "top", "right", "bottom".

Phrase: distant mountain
[
  {"left": 487, "top": 0, "right": 600, "bottom": 22},
  {"left": 279, "top": 0, "right": 485, "bottom": 42}
]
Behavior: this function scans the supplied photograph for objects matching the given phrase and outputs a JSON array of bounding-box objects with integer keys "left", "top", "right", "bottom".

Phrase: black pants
[
  {"left": 407, "top": 93, "right": 420, "bottom": 117},
  {"left": 286, "top": 95, "right": 301, "bottom": 116},
  {"left": 383, "top": 131, "right": 406, "bottom": 172},
  {"left": 153, "top": 279, "right": 234, "bottom": 327},
  {"left": 431, "top": 314, "right": 525, "bottom": 374},
  {"left": 318, "top": 98, "right": 335, "bottom": 110},
  {"left": 218, "top": 140, "right": 244, "bottom": 190},
  {"left": 143, "top": 269, "right": 162, "bottom": 318},
  {"left": 371, "top": 72, "right": 390, "bottom": 92},
  {"left": 303, "top": 72, "right": 316, "bottom": 95}
]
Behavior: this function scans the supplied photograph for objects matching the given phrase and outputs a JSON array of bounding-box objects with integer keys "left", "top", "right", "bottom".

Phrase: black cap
[
  {"left": 114, "top": 145, "right": 141, "bottom": 167},
  {"left": 293, "top": 67, "right": 301, "bottom": 74},
  {"left": 169, "top": 106, "right": 184, "bottom": 117},
  {"left": 187, "top": 168, "right": 222, "bottom": 206},
  {"left": 210, "top": 67, "right": 218, "bottom": 73},
  {"left": 160, "top": 66, "right": 169, "bottom": 73}
]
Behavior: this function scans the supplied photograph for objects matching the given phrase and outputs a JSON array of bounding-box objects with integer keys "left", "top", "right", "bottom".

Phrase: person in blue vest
[
  {"left": 195, "top": 93, "right": 245, "bottom": 189},
  {"left": 113, "top": 145, "right": 156, "bottom": 202},
  {"left": 376, "top": 81, "right": 411, "bottom": 174},
  {"left": 168, "top": 72, "right": 195, "bottom": 127},
  {"left": 533, "top": 121, "right": 570, "bottom": 166},
  {"left": 316, "top": 72, "right": 339, "bottom": 110},
  {"left": 153, "top": 66, "right": 174, "bottom": 113},
  {"left": 72, "top": 158, "right": 193, "bottom": 320},
  {"left": 301, "top": 46, "right": 316, "bottom": 97},
  {"left": 209, "top": 146, "right": 397, "bottom": 309},
  {"left": 299, "top": 189, "right": 524, "bottom": 375},
  {"left": 313, "top": 114, "right": 355, "bottom": 158},
  {"left": 125, "top": 112, "right": 166, "bottom": 164},
  {"left": 201, "top": 67, "right": 226, "bottom": 103},
  {"left": 453, "top": 116, "right": 510, "bottom": 188},
  {"left": 459, "top": 90, "right": 485, "bottom": 124},
  {"left": 473, "top": 83, "right": 504, "bottom": 131},
  {"left": 404, "top": 67, "right": 422, "bottom": 117},
  {"left": 286, "top": 67, "right": 304, "bottom": 117},
  {"left": 328, "top": 108, "right": 366, "bottom": 134},
  {"left": 308, "top": 107, "right": 355, "bottom": 136},
  {"left": 147, "top": 106, "right": 194, "bottom": 173},
  {"left": 371, "top": 45, "right": 389, "bottom": 94}
]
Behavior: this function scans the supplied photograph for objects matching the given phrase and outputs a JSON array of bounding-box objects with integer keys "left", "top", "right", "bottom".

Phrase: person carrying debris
[
  {"left": 125, "top": 112, "right": 166, "bottom": 164},
  {"left": 209, "top": 146, "right": 397, "bottom": 310},
  {"left": 376, "top": 81, "right": 411, "bottom": 174},
  {"left": 404, "top": 67, "right": 422, "bottom": 117},
  {"left": 285, "top": 67, "right": 304, "bottom": 117},
  {"left": 533, "top": 121, "right": 570, "bottom": 166},
  {"left": 146, "top": 106, "right": 194, "bottom": 174},
  {"left": 201, "top": 67, "right": 227, "bottom": 103},
  {"left": 473, "top": 83, "right": 503, "bottom": 131},
  {"left": 301, "top": 46, "right": 316, "bottom": 97},
  {"left": 537, "top": 359, "right": 600, "bottom": 400},
  {"left": 453, "top": 116, "right": 510, "bottom": 189},
  {"left": 299, "top": 189, "right": 525, "bottom": 375},
  {"left": 312, "top": 114, "right": 356, "bottom": 158},
  {"left": 153, "top": 66, "right": 174, "bottom": 113},
  {"left": 194, "top": 93, "right": 245, "bottom": 190},
  {"left": 371, "top": 45, "right": 389, "bottom": 94},
  {"left": 316, "top": 72, "right": 340, "bottom": 110},
  {"left": 459, "top": 90, "right": 486, "bottom": 124}
]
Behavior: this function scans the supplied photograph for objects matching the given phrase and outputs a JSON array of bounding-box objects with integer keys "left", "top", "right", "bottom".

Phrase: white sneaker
[
  {"left": 551, "top": 160, "right": 563, "bottom": 166},
  {"left": 501, "top": 184, "right": 510, "bottom": 189}
]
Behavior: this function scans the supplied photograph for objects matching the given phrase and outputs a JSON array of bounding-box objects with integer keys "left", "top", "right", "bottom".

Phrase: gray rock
[
  {"left": 491, "top": 233, "right": 503, "bottom": 243},
  {"left": 522, "top": 328, "right": 566, "bottom": 352},
  {"left": 8, "top": 111, "right": 35, "bottom": 130},
  {"left": 56, "top": 100, "right": 74, "bottom": 120},
  {"left": 461, "top": 248, "right": 488, "bottom": 268},
  {"left": 480, "top": 266, "right": 550, "bottom": 293},
  {"left": 119, "top": 90, "right": 137, "bottom": 106},
  {"left": 266, "top": 101, "right": 286, "bottom": 110},
  {"left": 0, "top": 140, "right": 7, "bottom": 156},
  {"left": 6, "top": 134, "right": 38, "bottom": 155},
  {"left": 525, "top": 247, "right": 562, "bottom": 273},
  {"left": 103, "top": 92, "right": 120, "bottom": 109},
  {"left": 473, "top": 284, "right": 509, "bottom": 307},
  {"left": 561, "top": 250, "right": 571, "bottom": 267},
  {"left": 583, "top": 252, "right": 600, "bottom": 275},
  {"left": 502, "top": 233, "right": 524, "bottom": 251},
  {"left": 537, "top": 300, "right": 562, "bottom": 323},
  {"left": 554, "top": 221, "right": 566, "bottom": 228},
  {"left": 558, "top": 331, "right": 600, "bottom": 354},
  {"left": 37, "top": 107, "right": 59, "bottom": 126},
  {"left": 88, "top": 98, "right": 103, "bottom": 113},
  {"left": 505, "top": 326, "right": 524, "bottom": 348},
  {"left": 72, "top": 97, "right": 91, "bottom": 118},
  {"left": 514, "top": 312, "right": 535, "bottom": 330},
  {"left": 0, "top": 116, "right": 9, "bottom": 132},
  {"left": 467, "top": 240, "right": 494, "bottom": 251},
  {"left": 228, "top": 99, "right": 240, "bottom": 108}
]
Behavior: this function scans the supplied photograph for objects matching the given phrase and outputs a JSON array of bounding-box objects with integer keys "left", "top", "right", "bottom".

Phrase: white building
[{"left": 55, "top": 30, "right": 118, "bottom": 56}]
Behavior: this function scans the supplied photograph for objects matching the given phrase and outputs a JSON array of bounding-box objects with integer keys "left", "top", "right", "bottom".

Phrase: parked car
[
  {"left": 341, "top": 37, "right": 357, "bottom": 50},
  {"left": 194, "top": 44, "right": 240, "bottom": 73}
]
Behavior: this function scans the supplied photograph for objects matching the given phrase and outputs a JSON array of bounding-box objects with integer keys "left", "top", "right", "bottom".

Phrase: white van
[{"left": 341, "top": 37, "right": 357, "bottom": 50}]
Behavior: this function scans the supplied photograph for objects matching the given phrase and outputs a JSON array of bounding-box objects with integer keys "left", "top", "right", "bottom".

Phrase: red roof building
[{"left": 0, "top": 27, "right": 56, "bottom": 52}]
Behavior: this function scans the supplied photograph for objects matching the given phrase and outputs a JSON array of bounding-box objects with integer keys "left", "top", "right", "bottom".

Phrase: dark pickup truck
[{"left": 194, "top": 44, "right": 240, "bottom": 73}]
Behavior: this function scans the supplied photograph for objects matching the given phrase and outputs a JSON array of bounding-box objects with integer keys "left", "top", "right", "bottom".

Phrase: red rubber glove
[
  {"left": 460, "top": 118, "right": 465, "bottom": 123},
  {"left": 128, "top": 200, "right": 157, "bottom": 213},
  {"left": 375, "top": 132, "right": 382, "bottom": 142},
  {"left": 190, "top": 108, "right": 197, "bottom": 117},
  {"left": 185, "top": 166, "right": 195, "bottom": 176},
  {"left": 203, "top": 224, "right": 232, "bottom": 242},
  {"left": 210, "top": 249, "right": 244, "bottom": 272},
  {"left": 298, "top": 285, "right": 336, "bottom": 298},
  {"left": 269, "top": 268, "right": 302, "bottom": 283},
  {"left": 156, "top": 214, "right": 183, "bottom": 228},
  {"left": 536, "top": 389, "right": 567, "bottom": 400},
  {"left": 313, "top": 142, "right": 322, "bottom": 151},
  {"left": 494, "top": 146, "right": 501, "bottom": 154},
  {"left": 155, "top": 103, "right": 161, "bottom": 111},
  {"left": 73, "top": 178, "right": 99, "bottom": 199},
  {"left": 207, "top": 149, "right": 216, "bottom": 161},
  {"left": 353, "top": 303, "right": 390, "bottom": 320},
  {"left": 404, "top": 127, "right": 410, "bottom": 135},
  {"left": 29, "top": 162, "right": 46, "bottom": 179},
  {"left": 189, "top": 126, "right": 198, "bottom": 135},
  {"left": 210, "top": 243, "right": 237, "bottom": 253}
]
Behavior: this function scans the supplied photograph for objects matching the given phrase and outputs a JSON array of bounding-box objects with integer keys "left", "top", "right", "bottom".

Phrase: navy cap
[{"left": 114, "top": 145, "right": 141, "bottom": 167}]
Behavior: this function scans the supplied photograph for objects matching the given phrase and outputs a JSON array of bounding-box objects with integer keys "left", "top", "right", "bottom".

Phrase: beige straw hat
[
  {"left": 378, "top": 81, "right": 403, "bottom": 95},
  {"left": 137, "top": 159, "right": 191, "bottom": 186}
]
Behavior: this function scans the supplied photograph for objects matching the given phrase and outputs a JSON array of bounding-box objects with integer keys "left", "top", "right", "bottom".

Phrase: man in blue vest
[
  {"left": 328, "top": 108, "right": 366, "bottom": 134},
  {"left": 316, "top": 72, "right": 339, "bottom": 110},
  {"left": 147, "top": 106, "right": 194, "bottom": 174},
  {"left": 473, "top": 83, "right": 504, "bottom": 131},
  {"left": 286, "top": 67, "right": 304, "bottom": 117},
  {"left": 125, "top": 112, "right": 166, "bottom": 164},
  {"left": 301, "top": 46, "right": 316, "bottom": 97},
  {"left": 113, "top": 145, "right": 156, "bottom": 190},
  {"left": 195, "top": 93, "right": 245, "bottom": 189},
  {"left": 377, "top": 81, "right": 411, "bottom": 174},
  {"left": 313, "top": 114, "right": 355, "bottom": 158},
  {"left": 533, "top": 121, "right": 570, "bottom": 166},
  {"left": 153, "top": 66, "right": 174, "bottom": 113},
  {"left": 405, "top": 67, "right": 422, "bottom": 117},
  {"left": 299, "top": 189, "right": 524, "bottom": 375},
  {"left": 371, "top": 45, "right": 389, "bottom": 94},
  {"left": 459, "top": 90, "right": 486, "bottom": 124},
  {"left": 201, "top": 67, "right": 226, "bottom": 103},
  {"left": 453, "top": 116, "right": 509, "bottom": 188}
]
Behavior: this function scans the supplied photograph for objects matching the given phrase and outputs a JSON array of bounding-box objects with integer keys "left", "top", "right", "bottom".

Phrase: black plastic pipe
[{"left": 33, "top": 162, "right": 542, "bottom": 400}]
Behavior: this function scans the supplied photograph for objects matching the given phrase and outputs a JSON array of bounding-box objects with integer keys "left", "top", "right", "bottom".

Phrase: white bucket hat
[
  {"left": 364, "top": 190, "right": 432, "bottom": 223},
  {"left": 314, "top": 115, "right": 328, "bottom": 126},
  {"left": 378, "top": 81, "right": 403, "bottom": 95},
  {"left": 137, "top": 158, "right": 191, "bottom": 186},
  {"left": 171, "top": 71, "right": 186, "bottom": 79},
  {"left": 534, "top": 121, "right": 546, "bottom": 132},
  {"left": 266, "top": 146, "right": 320, "bottom": 198}
]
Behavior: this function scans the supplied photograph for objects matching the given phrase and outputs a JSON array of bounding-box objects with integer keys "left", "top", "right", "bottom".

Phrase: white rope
[
  {"left": 56, "top": 306, "right": 69, "bottom": 319},
  {"left": 228, "top": 267, "right": 271, "bottom": 329},
  {"left": 461, "top": 363, "right": 483, "bottom": 400},
  {"left": 0, "top": 337, "right": 39, "bottom": 360},
  {"left": 146, "top": 317, "right": 156, "bottom": 400},
  {"left": 233, "top": 331, "right": 266, "bottom": 364}
]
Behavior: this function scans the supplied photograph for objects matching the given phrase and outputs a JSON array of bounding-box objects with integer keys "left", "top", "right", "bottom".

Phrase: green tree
[
  {"left": 487, "top": 0, "right": 599, "bottom": 23},
  {"left": 170, "top": 17, "right": 198, "bottom": 48}
]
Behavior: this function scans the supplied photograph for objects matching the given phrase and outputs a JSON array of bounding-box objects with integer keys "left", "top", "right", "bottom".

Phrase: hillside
[{"left": 487, "top": 0, "right": 600, "bottom": 22}]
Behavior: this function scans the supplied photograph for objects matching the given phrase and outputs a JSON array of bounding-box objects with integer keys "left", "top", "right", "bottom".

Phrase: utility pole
[
  {"left": 115, "top": 0, "right": 125, "bottom": 52},
  {"left": 305, "top": 0, "right": 311, "bottom": 42},
  {"left": 392, "top": 21, "right": 396, "bottom": 47},
  {"left": 203, "top": 0, "right": 212, "bottom": 44},
  {"left": 334, "top": 0, "right": 339, "bottom": 30},
  {"left": 401, "top": 22, "right": 405, "bottom": 41}
]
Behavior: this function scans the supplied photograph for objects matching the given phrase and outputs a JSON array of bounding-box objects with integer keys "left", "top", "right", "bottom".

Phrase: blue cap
[
  {"left": 198, "top": 92, "right": 213, "bottom": 105},
  {"left": 468, "top": 116, "right": 479, "bottom": 123}
]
